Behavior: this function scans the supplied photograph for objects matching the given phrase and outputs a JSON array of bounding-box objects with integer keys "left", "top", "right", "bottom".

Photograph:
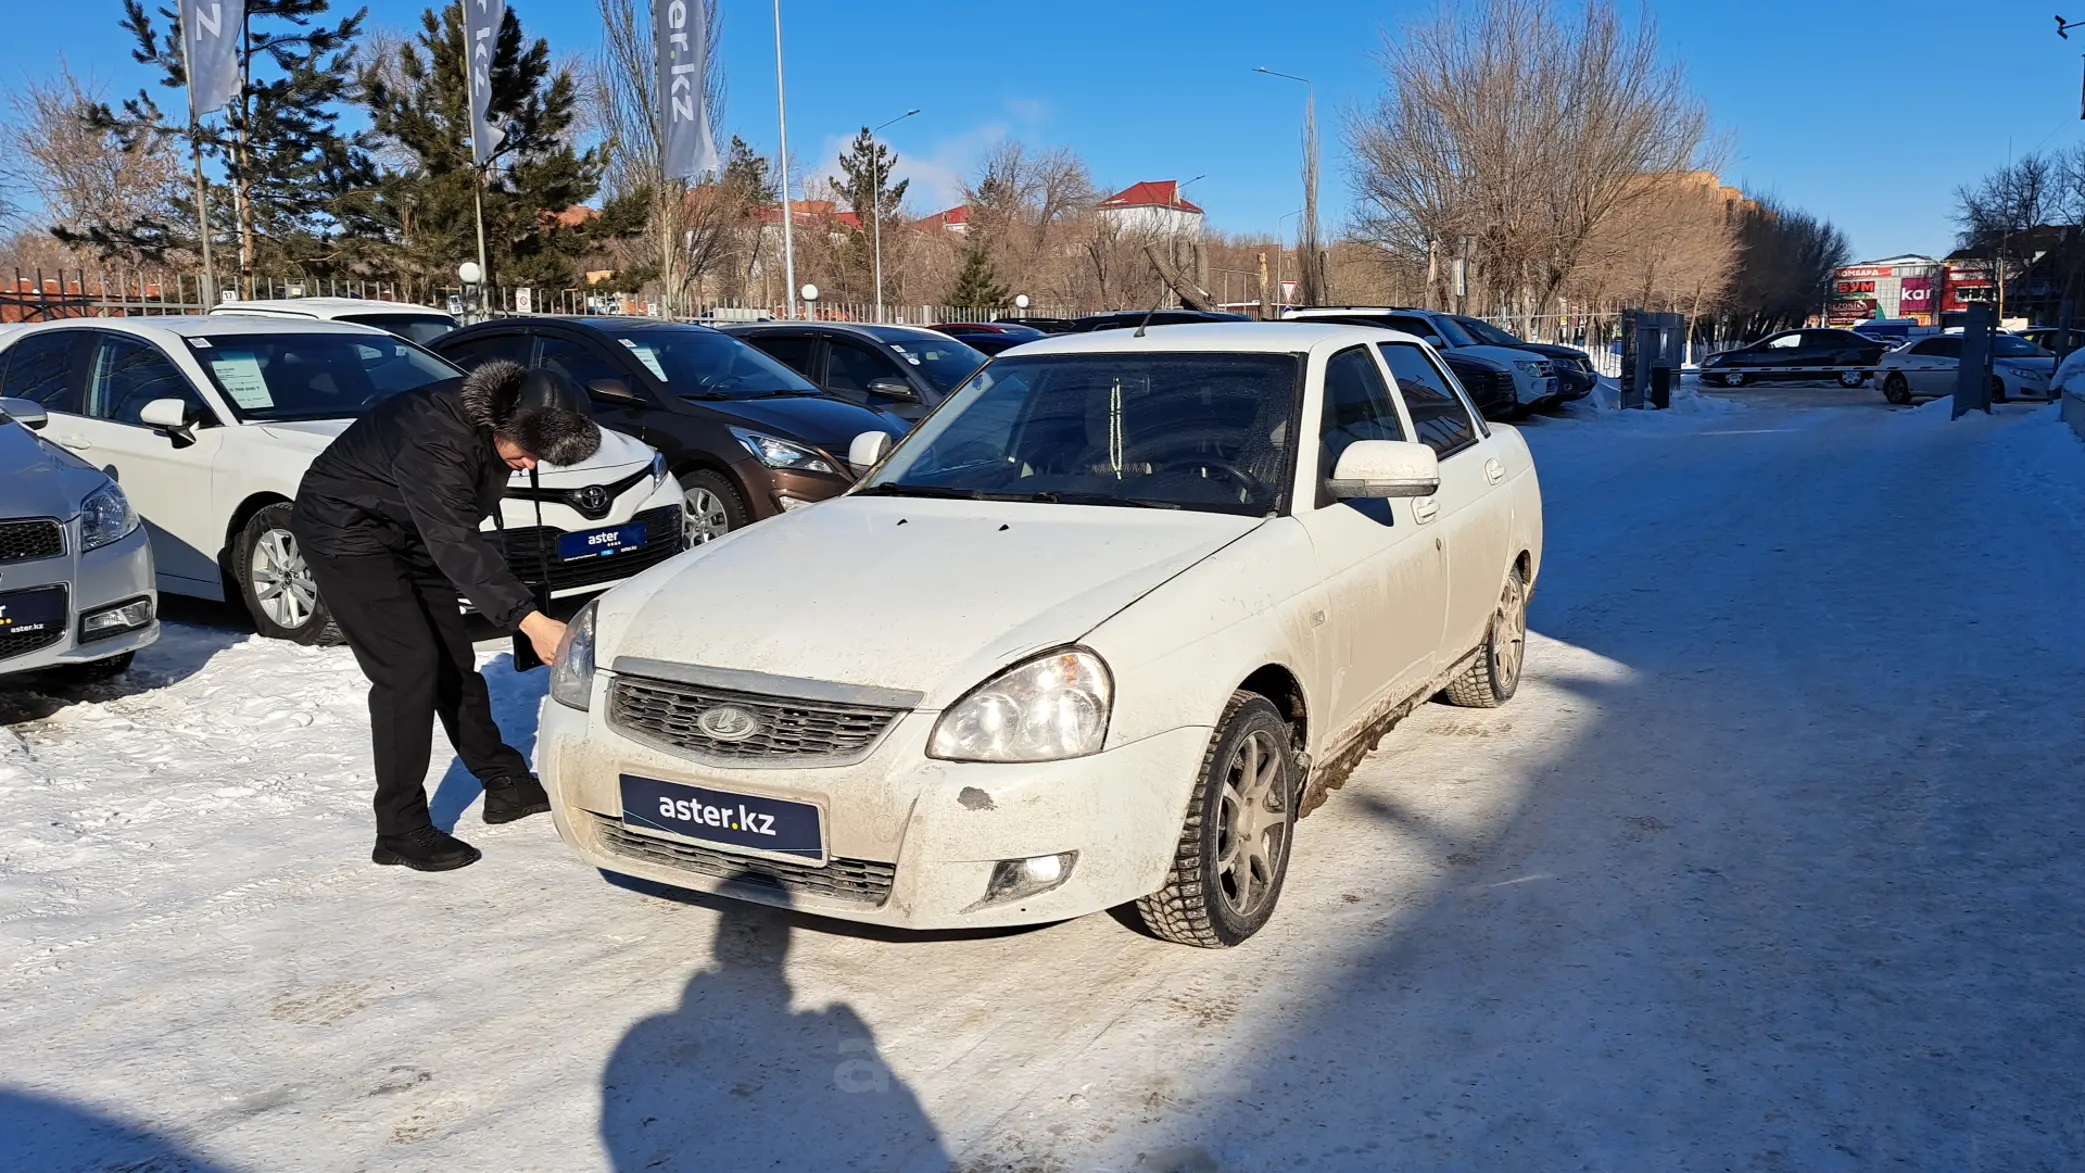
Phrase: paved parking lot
[{"left": 5, "top": 393, "right": 2083, "bottom": 1171}]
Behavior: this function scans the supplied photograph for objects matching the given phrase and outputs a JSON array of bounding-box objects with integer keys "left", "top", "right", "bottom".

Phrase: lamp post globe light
[
  {"left": 801, "top": 283, "right": 820, "bottom": 319},
  {"left": 457, "top": 261, "right": 482, "bottom": 286},
  {"left": 457, "top": 261, "right": 484, "bottom": 322}
]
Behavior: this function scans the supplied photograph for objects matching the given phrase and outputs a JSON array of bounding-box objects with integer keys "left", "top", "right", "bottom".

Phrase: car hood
[
  {"left": 1510, "top": 341, "right": 1588, "bottom": 366},
  {"left": 258, "top": 419, "right": 656, "bottom": 486},
  {"left": 1446, "top": 344, "right": 1545, "bottom": 370},
  {"left": 0, "top": 420, "right": 106, "bottom": 519},
  {"left": 1997, "top": 355, "right": 2055, "bottom": 373},
  {"left": 689, "top": 394, "right": 909, "bottom": 456},
  {"left": 602, "top": 497, "right": 1263, "bottom": 704}
]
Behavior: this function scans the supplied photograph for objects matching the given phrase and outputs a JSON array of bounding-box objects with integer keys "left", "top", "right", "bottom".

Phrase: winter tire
[
  {"left": 1991, "top": 377, "right": 2008, "bottom": 404},
  {"left": 1839, "top": 370, "right": 1865, "bottom": 388},
  {"left": 682, "top": 470, "right": 747, "bottom": 546},
  {"left": 1882, "top": 373, "right": 1912, "bottom": 405},
  {"left": 1442, "top": 564, "right": 1529, "bottom": 709},
  {"left": 235, "top": 503, "right": 341, "bottom": 645},
  {"left": 1133, "top": 692, "right": 1297, "bottom": 948},
  {"left": 1723, "top": 370, "right": 1746, "bottom": 388}
]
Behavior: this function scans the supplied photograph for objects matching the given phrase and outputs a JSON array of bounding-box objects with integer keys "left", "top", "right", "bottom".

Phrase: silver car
[
  {"left": 0, "top": 397, "right": 158, "bottom": 681},
  {"left": 1874, "top": 334, "right": 2055, "bottom": 405}
]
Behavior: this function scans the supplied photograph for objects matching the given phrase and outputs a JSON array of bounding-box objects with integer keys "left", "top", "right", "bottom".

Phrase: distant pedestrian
[{"left": 292, "top": 361, "right": 599, "bottom": 872}]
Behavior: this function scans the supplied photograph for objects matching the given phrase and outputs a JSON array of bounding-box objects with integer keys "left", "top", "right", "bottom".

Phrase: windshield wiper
[
  {"left": 1005, "top": 490, "right": 1181, "bottom": 510},
  {"left": 853, "top": 484, "right": 989, "bottom": 500},
  {"left": 747, "top": 388, "right": 822, "bottom": 398}
]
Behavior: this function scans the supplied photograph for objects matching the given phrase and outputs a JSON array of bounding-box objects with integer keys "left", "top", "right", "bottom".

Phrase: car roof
[
  {"left": 5, "top": 315, "right": 394, "bottom": 340},
  {"left": 1285, "top": 306, "right": 1432, "bottom": 319},
  {"left": 723, "top": 321, "right": 956, "bottom": 343},
  {"left": 210, "top": 297, "right": 454, "bottom": 318},
  {"left": 996, "top": 320, "right": 1425, "bottom": 357}
]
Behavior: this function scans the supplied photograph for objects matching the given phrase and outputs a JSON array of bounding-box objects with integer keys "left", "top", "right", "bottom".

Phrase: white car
[
  {"left": 0, "top": 318, "right": 684, "bottom": 644},
  {"left": 536, "top": 322, "right": 1544, "bottom": 946},
  {"left": 1874, "top": 334, "right": 2056, "bottom": 404},
  {"left": 0, "top": 397, "right": 158, "bottom": 680},
  {"left": 208, "top": 296, "right": 458, "bottom": 346}
]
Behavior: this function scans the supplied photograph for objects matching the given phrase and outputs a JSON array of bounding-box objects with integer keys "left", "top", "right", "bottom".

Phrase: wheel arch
[
  {"left": 1235, "top": 662, "right": 1308, "bottom": 756},
  {"left": 219, "top": 491, "right": 294, "bottom": 591}
]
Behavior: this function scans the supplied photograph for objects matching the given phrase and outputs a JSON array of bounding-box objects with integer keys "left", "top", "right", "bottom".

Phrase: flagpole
[
  {"left": 459, "top": 0, "right": 490, "bottom": 309},
  {"left": 177, "top": 10, "right": 216, "bottom": 310},
  {"left": 774, "top": 0, "right": 798, "bottom": 320}
]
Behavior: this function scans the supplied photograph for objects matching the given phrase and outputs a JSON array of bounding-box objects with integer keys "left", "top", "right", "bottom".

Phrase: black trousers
[{"left": 305, "top": 547, "right": 531, "bottom": 836}]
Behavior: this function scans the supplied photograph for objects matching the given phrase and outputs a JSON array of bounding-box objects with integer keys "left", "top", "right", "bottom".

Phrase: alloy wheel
[
  {"left": 1491, "top": 572, "right": 1529, "bottom": 693},
  {"left": 250, "top": 528, "right": 318, "bottom": 630},
  {"left": 684, "top": 486, "right": 732, "bottom": 545},
  {"left": 1214, "top": 728, "right": 1290, "bottom": 920}
]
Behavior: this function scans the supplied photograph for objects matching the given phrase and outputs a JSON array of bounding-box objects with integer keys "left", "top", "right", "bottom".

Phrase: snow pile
[{"left": 1570, "top": 373, "right": 1737, "bottom": 417}]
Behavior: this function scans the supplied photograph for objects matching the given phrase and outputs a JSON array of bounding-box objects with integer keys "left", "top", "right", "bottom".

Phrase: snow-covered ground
[{"left": 5, "top": 390, "right": 2083, "bottom": 1172}]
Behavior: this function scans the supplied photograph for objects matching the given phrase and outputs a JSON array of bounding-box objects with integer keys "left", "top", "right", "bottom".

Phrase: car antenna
[{"left": 1131, "top": 290, "right": 1168, "bottom": 339}]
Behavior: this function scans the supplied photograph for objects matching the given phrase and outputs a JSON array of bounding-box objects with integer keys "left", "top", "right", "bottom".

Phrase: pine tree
[
  {"left": 358, "top": 4, "right": 608, "bottom": 288},
  {"left": 72, "top": 0, "right": 375, "bottom": 284},
  {"left": 946, "top": 235, "right": 1010, "bottom": 309},
  {"left": 831, "top": 128, "right": 908, "bottom": 301}
]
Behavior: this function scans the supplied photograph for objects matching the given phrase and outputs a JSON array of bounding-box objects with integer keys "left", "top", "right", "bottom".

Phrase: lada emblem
[{"left": 696, "top": 705, "right": 762, "bottom": 742}]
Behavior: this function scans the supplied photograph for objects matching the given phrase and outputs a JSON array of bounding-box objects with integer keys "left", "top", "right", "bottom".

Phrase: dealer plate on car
[
  {"left": 620, "top": 774, "right": 825, "bottom": 864},
  {"left": 0, "top": 586, "right": 68, "bottom": 635},
  {"left": 559, "top": 523, "right": 647, "bottom": 562}
]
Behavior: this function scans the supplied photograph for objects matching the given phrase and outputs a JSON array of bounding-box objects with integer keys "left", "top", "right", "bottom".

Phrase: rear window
[{"left": 339, "top": 313, "right": 458, "bottom": 346}]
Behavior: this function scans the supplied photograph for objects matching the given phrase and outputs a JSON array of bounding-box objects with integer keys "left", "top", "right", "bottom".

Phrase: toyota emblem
[
  {"left": 577, "top": 486, "right": 610, "bottom": 514},
  {"left": 695, "top": 705, "right": 762, "bottom": 743}
]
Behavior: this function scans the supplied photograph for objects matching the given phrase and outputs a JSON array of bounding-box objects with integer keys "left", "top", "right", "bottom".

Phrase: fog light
[
  {"left": 977, "top": 852, "right": 1078, "bottom": 908},
  {"left": 776, "top": 494, "right": 813, "bottom": 512},
  {"left": 79, "top": 597, "right": 153, "bottom": 642}
]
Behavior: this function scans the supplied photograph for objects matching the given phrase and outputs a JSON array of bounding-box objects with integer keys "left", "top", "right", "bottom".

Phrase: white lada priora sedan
[{"left": 540, "top": 322, "right": 1544, "bottom": 946}]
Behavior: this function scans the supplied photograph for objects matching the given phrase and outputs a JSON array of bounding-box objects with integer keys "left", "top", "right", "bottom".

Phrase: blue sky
[{"left": 10, "top": 1, "right": 2079, "bottom": 260}]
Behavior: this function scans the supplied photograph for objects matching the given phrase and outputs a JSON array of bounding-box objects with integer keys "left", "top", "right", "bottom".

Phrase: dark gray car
[{"left": 721, "top": 323, "right": 988, "bottom": 423}]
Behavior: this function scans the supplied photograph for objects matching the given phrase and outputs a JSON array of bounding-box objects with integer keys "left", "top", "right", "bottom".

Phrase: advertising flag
[
  {"left": 180, "top": 0, "right": 245, "bottom": 119},
  {"left": 463, "top": 0, "right": 506, "bottom": 166},
  {"left": 656, "top": 0, "right": 720, "bottom": 180}
]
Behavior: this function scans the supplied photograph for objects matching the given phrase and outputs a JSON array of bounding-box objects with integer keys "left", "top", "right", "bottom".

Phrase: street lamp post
[
  {"left": 1255, "top": 67, "right": 1321, "bottom": 305},
  {"left": 774, "top": 0, "right": 799, "bottom": 320},
  {"left": 870, "top": 109, "right": 920, "bottom": 325}
]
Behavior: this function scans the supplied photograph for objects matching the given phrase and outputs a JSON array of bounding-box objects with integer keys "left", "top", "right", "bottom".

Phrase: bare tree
[{"left": 2, "top": 66, "right": 186, "bottom": 270}]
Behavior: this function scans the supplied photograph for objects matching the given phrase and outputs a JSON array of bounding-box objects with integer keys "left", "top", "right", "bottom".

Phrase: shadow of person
[
  {"left": 601, "top": 882, "right": 950, "bottom": 1172},
  {"left": 0, "top": 1086, "right": 233, "bottom": 1172}
]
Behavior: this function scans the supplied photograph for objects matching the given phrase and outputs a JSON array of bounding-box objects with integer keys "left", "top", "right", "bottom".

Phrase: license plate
[
  {"left": 558, "top": 523, "right": 647, "bottom": 562},
  {"left": 620, "top": 774, "right": 825, "bottom": 863},
  {"left": 0, "top": 586, "right": 68, "bottom": 636}
]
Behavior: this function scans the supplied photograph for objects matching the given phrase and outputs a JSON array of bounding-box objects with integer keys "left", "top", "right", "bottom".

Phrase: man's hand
[{"left": 519, "top": 612, "right": 568, "bottom": 666}]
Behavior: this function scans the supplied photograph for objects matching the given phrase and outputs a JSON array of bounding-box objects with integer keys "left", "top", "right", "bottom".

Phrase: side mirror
[
  {"left": 0, "top": 396, "right": 48, "bottom": 431},
  {"left": 588, "top": 377, "right": 641, "bottom": 404},
  {"left": 848, "top": 430, "right": 892, "bottom": 474},
  {"left": 866, "top": 377, "right": 920, "bottom": 403},
  {"left": 139, "top": 397, "right": 195, "bottom": 433},
  {"left": 1327, "top": 440, "right": 1441, "bottom": 499}
]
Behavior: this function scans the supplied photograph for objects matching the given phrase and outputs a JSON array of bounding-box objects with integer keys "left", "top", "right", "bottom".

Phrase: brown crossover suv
[{"left": 434, "top": 318, "right": 910, "bottom": 544}]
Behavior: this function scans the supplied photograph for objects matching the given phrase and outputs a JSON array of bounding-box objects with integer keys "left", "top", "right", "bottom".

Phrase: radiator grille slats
[
  {"left": 589, "top": 813, "right": 894, "bottom": 905},
  {"left": 609, "top": 675, "right": 903, "bottom": 765},
  {"left": 498, "top": 505, "right": 682, "bottom": 593},
  {"left": 0, "top": 519, "right": 64, "bottom": 564}
]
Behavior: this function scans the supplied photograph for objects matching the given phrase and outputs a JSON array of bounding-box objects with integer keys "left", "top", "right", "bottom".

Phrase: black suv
[
  {"left": 1070, "top": 309, "right": 1251, "bottom": 332},
  {"left": 433, "top": 318, "right": 908, "bottom": 543},
  {"left": 720, "top": 322, "right": 987, "bottom": 422},
  {"left": 1448, "top": 315, "right": 1598, "bottom": 401}
]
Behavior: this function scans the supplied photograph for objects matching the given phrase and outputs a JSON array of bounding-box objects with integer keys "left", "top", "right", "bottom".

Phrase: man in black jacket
[{"left": 294, "top": 361, "right": 600, "bottom": 872}]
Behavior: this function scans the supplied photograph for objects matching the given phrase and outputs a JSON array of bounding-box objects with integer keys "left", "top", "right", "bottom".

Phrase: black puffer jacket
[{"left": 292, "top": 375, "right": 535, "bottom": 631}]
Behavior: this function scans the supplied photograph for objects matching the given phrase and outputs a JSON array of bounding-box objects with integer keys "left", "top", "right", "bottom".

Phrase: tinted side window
[
  {"left": 438, "top": 333, "right": 532, "bottom": 370},
  {"left": 88, "top": 335, "right": 207, "bottom": 425},
  {"left": 536, "top": 336, "right": 633, "bottom": 391},
  {"left": 1318, "top": 346, "right": 1406, "bottom": 491},
  {"left": 1378, "top": 342, "right": 1478, "bottom": 458},
  {"left": 1764, "top": 333, "right": 1802, "bottom": 349},
  {"left": 1, "top": 331, "right": 89, "bottom": 413},
  {"left": 826, "top": 341, "right": 905, "bottom": 401},
  {"left": 1932, "top": 337, "right": 1963, "bottom": 359},
  {"left": 746, "top": 335, "right": 820, "bottom": 380}
]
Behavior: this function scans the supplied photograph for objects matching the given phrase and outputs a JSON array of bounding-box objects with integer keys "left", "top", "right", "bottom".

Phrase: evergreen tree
[
  {"left": 946, "top": 235, "right": 1009, "bottom": 309},
  {"left": 72, "top": 0, "right": 375, "bottom": 282},
  {"left": 358, "top": 4, "right": 608, "bottom": 288},
  {"left": 831, "top": 127, "right": 908, "bottom": 300}
]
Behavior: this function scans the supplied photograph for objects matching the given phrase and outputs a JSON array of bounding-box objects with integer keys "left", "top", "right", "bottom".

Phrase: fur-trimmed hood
[{"left": 459, "top": 359, "right": 529, "bottom": 430}]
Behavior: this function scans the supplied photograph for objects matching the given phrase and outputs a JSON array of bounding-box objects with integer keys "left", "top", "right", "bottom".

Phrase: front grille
[
  {"left": 499, "top": 505, "right": 683, "bottom": 593},
  {"left": 1453, "top": 366, "right": 1515, "bottom": 410},
  {"left": 589, "top": 813, "right": 896, "bottom": 905},
  {"left": 0, "top": 519, "right": 64, "bottom": 564},
  {"left": 0, "top": 626, "right": 65, "bottom": 662},
  {"left": 609, "top": 674, "right": 904, "bottom": 764}
]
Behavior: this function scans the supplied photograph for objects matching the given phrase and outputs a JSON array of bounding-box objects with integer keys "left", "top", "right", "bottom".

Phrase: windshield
[
  {"left": 884, "top": 335, "right": 987, "bottom": 394},
  {"left": 339, "top": 313, "right": 457, "bottom": 346},
  {"left": 862, "top": 352, "right": 1301, "bottom": 516},
  {"left": 612, "top": 326, "right": 821, "bottom": 399},
  {"left": 185, "top": 334, "right": 459, "bottom": 421},
  {"left": 1993, "top": 336, "right": 2049, "bottom": 358},
  {"left": 1454, "top": 316, "right": 1524, "bottom": 347}
]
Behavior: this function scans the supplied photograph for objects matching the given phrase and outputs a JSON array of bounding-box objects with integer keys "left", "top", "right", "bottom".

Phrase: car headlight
[
  {"left": 730, "top": 428, "right": 836, "bottom": 475},
  {"left": 549, "top": 599, "right": 598, "bottom": 710},
  {"left": 1513, "top": 360, "right": 1544, "bottom": 376},
  {"left": 80, "top": 481, "right": 139, "bottom": 552},
  {"left": 929, "top": 647, "right": 1112, "bottom": 763},
  {"left": 2005, "top": 363, "right": 2048, "bottom": 381},
  {"left": 650, "top": 451, "right": 669, "bottom": 485}
]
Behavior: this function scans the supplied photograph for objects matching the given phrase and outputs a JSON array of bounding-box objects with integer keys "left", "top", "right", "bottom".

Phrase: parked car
[
  {"left": 535, "top": 321, "right": 1543, "bottom": 946},
  {"left": 1070, "top": 309, "right": 1251, "bottom": 332},
  {"left": 993, "top": 316, "right": 1077, "bottom": 334},
  {"left": 1447, "top": 315, "right": 1597, "bottom": 401},
  {"left": 1698, "top": 328, "right": 1886, "bottom": 387},
  {"left": 433, "top": 317, "right": 909, "bottom": 545},
  {"left": 2053, "top": 346, "right": 2085, "bottom": 398},
  {"left": 208, "top": 296, "right": 459, "bottom": 346},
  {"left": 2015, "top": 326, "right": 2085, "bottom": 354},
  {"left": 0, "top": 317, "right": 682, "bottom": 644},
  {"left": 720, "top": 322, "right": 987, "bottom": 422},
  {"left": 1281, "top": 307, "right": 1557, "bottom": 418},
  {"left": 0, "top": 397, "right": 159, "bottom": 681},
  {"left": 1873, "top": 334, "right": 2055, "bottom": 405},
  {"left": 929, "top": 321, "right": 1048, "bottom": 355}
]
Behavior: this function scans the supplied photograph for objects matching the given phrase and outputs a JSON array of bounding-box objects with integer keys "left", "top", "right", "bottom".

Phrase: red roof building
[{"left": 1096, "top": 180, "right": 1205, "bottom": 238}]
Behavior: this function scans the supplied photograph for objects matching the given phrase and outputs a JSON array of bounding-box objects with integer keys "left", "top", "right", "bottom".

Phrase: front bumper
[
  {"left": 487, "top": 470, "right": 687, "bottom": 602},
  {"left": 0, "top": 521, "right": 158, "bottom": 677},
  {"left": 535, "top": 679, "right": 1210, "bottom": 930}
]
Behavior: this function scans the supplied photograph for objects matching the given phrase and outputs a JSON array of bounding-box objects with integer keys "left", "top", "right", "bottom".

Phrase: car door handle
[
  {"left": 1484, "top": 458, "right": 1504, "bottom": 485},
  {"left": 1413, "top": 497, "right": 1439, "bottom": 524},
  {"left": 54, "top": 434, "right": 92, "bottom": 450}
]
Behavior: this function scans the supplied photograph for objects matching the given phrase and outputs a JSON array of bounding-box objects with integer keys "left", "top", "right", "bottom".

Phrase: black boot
[
  {"left": 483, "top": 773, "right": 552, "bottom": 825},
  {"left": 372, "top": 825, "right": 482, "bottom": 871}
]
